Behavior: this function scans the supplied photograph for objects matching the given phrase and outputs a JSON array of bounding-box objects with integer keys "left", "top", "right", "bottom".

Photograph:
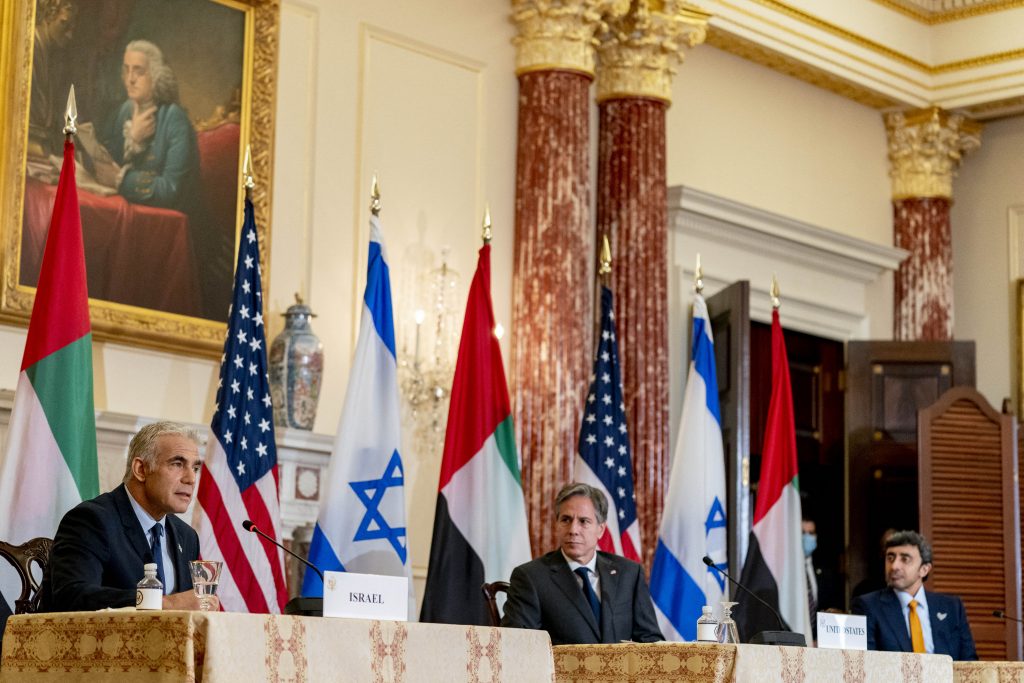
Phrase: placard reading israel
[
  {"left": 322, "top": 571, "right": 409, "bottom": 622},
  {"left": 817, "top": 613, "right": 868, "bottom": 650}
]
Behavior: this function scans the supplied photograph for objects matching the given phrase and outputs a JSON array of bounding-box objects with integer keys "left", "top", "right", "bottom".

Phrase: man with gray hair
[
  {"left": 501, "top": 482, "right": 663, "bottom": 644},
  {"left": 852, "top": 530, "right": 977, "bottom": 660},
  {"left": 41, "top": 421, "right": 212, "bottom": 611},
  {"left": 93, "top": 39, "right": 199, "bottom": 213}
]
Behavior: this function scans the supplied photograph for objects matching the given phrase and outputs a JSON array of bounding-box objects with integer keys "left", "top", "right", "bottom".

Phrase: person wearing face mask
[{"left": 801, "top": 516, "right": 819, "bottom": 640}]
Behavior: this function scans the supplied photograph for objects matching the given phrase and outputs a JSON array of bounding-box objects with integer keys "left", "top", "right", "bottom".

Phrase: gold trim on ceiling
[
  {"left": 730, "top": 0, "right": 1024, "bottom": 75},
  {"left": 705, "top": 29, "right": 901, "bottom": 109},
  {"left": 870, "top": 0, "right": 1024, "bottom": 25}
]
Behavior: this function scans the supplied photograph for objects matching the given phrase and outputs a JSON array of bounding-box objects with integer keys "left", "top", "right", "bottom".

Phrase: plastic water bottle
[
  {"left": 696, "top": 605, "right": 718, "bottom": 642},
  {"left": 136, "top": 562, "right": 163, "bottom": 610}
]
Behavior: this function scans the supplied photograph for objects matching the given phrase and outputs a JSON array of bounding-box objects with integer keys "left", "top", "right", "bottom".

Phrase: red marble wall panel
[
  {"left": 596, "top": 97, "right": 669, "bottom": 569},
  {"left": 894, "top": 197, "right": 953, "bottom": 341},
  {"left": 512, "top": 69, "right": 594, "bottom": 557}
]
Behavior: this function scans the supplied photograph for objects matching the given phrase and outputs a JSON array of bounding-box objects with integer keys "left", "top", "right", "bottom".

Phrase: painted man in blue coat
[
  {"left": 851, "top": 530, "right": 977, "bottom": 660},
  {"left": 94, "top": 39, "right": 199, "bottom": 213}
]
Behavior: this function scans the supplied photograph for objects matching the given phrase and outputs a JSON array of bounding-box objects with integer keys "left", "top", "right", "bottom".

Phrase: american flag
[
  {"left": 194, "top": 197, "right": 288, "bottom": 613},
  {"left": 574, "top": 285, "right": 642, "bottom": 562}
]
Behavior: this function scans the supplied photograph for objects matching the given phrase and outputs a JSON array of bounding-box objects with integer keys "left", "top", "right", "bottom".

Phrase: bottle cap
[{"left": 144, "top": 563, "right": 157, "bottom": 571}]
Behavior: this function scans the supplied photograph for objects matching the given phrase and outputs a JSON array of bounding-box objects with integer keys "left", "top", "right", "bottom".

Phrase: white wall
[
  {"left": 667, "top": 46, "right": 893, "bottom": 246},
  {"left": 951, "top": 115, "right": 1024, "bottom": 408}
]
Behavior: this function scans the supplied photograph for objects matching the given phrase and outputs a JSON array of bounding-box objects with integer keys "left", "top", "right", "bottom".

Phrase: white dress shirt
[{"left": 563, "top": 550, "right": 601, "bottom": 602}]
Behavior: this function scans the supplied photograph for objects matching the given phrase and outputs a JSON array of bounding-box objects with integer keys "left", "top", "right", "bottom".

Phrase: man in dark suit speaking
[
  {"left": 501, "top": 482, "right": 663, "bottom": 645},
  {"left": 41, "top": 422, "right": 212, "bottom": 612},
  {"left": 852, "top": 530, "right": 977, "bottom": 660}
]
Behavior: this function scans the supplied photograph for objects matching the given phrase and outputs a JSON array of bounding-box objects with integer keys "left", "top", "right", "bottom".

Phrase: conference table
[
  {"left": 0, "top": 610, "right": 554, "bottom": 682},
  {"left": 5, "top": 612, "right": 1022, "bottom": 682}
]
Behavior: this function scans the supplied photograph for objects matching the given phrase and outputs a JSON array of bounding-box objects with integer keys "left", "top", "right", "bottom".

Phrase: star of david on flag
[
  {"left": 650, "top": 290, "right": 728, "bottom": 641},
  {"left": 302, "top": 209, "right": 413, "bottom": 614},
  {"left": 573, "top": 285, "right": 642, "bottom": 562}
]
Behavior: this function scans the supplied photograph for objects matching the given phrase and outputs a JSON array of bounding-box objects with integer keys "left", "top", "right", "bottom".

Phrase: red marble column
[
  {"left": 885, "top": 108, "right": 981, "bottom": 341},
  {"left": 596, "top": 97, "right": 669, "bottom": 568},
  {"left": 512, "top": 70, "right": 593, "bottom": 556},
  {"left": 893, "top": 198, "right": 953, "bottom": 341}
]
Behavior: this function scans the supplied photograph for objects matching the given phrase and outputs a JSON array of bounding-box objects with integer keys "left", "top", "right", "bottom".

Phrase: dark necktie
[
  {"left": 150, "top": 523, "right": 167, "bottom": 593},
  {"left": 574, "top": 567, "right": 601, "bottom": 623}
]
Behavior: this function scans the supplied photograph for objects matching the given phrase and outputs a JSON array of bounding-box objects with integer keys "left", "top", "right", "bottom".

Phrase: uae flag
[
  {"left": 0, "top": 139, "right": 98, "bottom": 571},
  {"left": 735, "top": 308, "right": 811, "bottom": 641},
  {"left": 420, "top": 242, "right": 531, "bottom": 625}
]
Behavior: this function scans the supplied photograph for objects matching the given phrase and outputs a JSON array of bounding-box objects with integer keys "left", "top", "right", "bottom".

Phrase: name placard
[
  {"left": 816, "top": 613, "right": 867, "bottom": 650},
  {"left": 322, "top": 570, "right": 409, "bottom": 622}
]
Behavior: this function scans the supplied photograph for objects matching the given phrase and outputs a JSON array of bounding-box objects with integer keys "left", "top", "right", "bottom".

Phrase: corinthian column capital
[
  {"left": 595, "top": 0, "right": 710, "bottom": 104},
  {"left": 885, "top": 107, "right": 982, "bottom": 200},
  {"left": 512, "top": 0, "right": 628, "bottom": 77}
]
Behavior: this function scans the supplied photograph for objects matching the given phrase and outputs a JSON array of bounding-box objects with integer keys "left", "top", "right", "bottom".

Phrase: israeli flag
[
  {"left": 650, "top": 292, "right": 727, "bottom": 641},
  {"left": 302, "top": 215, "right": 413, "bottom": 613}
]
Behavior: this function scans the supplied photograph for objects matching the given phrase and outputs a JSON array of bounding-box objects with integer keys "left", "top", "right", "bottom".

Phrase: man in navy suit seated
[
  {"left": 500, "top": 482, "right": 663, "bottom": 645},
  {"left": 852, "top": 530, "right": 977, "bottom": 660},
  {"left": 40, "top": 422, "right": 214, "bottom": 612}
]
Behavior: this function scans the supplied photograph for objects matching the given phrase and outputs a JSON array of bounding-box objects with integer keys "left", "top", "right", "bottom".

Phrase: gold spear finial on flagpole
[
  {"left": 62, "top": 85, "right": 78, "bottom": 138},
  {"left": 599, "top": 234, "right": 612, "bottom": 276},
  {"left": 370, "top": 174, "right": 381, "bottom": 216},
  {"left": 694, "top": 253, "right": 704, "bottom": 294},
  {"left": 242, "top": 145, "right": 255, "bottom": 198},
  {"left": 770, "top": 273, "right": 781, "bottom": 309},
  {"left": 482, "top": 203, "right": 492, "bottom": 244}
]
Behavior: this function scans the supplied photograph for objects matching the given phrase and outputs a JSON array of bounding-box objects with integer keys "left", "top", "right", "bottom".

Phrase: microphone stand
[
  {"left": 242, "top": 520, "right": 324, "bottom": 616},
  {"left": 702, "top": 556, "right": 806, "bottom": 647}
]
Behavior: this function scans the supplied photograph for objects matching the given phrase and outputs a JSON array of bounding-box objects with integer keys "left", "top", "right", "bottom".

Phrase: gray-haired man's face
[{"left": 556, "top": 495, "right": 606, "bottom": 564}]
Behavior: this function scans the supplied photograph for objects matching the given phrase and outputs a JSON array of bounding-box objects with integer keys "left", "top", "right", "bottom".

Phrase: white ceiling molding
[
  {"left": 699, "top": 0, "right": 1024, "bottom": 119},
  {"left": 668, "top": 185, "right": 908, "bottom": 340}
]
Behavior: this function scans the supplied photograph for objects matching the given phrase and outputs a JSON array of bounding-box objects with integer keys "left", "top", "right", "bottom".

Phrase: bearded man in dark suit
[
  {"left": 41, "top": 422, "right": 214, "bottom": 612},
  {"left": 501, "top": 482, "right": 663, "bottom": 645},
  {"left": 852, "top": 530, "right": 977, "bottom": 660}
]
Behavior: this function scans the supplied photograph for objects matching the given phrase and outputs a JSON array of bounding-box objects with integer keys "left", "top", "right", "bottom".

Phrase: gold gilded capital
[
  {"left": 512, "top": 0, "right": 627, "bottom": 77},
  {"left": 885, "top": 107, "right": 982, "bottom": 200},
  {"left": 595, "top": 0, "right": 710, "bottom": 104}
]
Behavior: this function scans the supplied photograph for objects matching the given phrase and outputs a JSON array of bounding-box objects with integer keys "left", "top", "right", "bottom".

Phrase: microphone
[
  {"left": 242, "top": 520, "right": 324, "bottom": 585},
  {"left": 702, "top": 556, "right": 806, "bottom": 647},
  {"left": 993, "top": 609, "right": 1024, "bottom": 624}
]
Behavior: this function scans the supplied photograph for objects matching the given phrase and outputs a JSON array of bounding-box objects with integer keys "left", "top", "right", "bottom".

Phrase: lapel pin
[
  {"left": 937, "top": 612, "right": 947, "bottom": 621},
  {"left": 610, "top": 569, "right": 617, "bottom": 575},
  {"left": 178, "top": 544, "right": 183, "bottom": 553}
]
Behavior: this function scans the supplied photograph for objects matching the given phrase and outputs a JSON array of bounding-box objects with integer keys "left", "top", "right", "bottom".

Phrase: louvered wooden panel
[{"left": 919, "top": 387, "right": 1021, "bottom": 661}]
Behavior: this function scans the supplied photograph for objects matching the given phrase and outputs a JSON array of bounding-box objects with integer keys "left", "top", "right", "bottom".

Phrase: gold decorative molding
[
  {"left": 871, "top": 0, "right": 1024, "bottom": 25},
  {"left": 595, "top": 0, "right": 710, "bottom": 103},
  {"left": 706, "top": 28, "right": 903, "bottom": 110},
  {"left": 511, "top": 0, "right": 628, "bottom": 77},
  {"left": 885, "top": 107, "right": 982, "bottom": 199}
]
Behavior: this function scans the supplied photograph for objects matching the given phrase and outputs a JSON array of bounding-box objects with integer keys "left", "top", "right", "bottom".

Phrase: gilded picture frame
[{"left": 0, "top": 0, "right": 279, "bottom": 357}]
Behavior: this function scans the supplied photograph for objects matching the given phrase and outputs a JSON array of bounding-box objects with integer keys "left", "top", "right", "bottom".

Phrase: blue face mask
[{"left": 803, "top": 532, "right": 817, "bottom": 557}]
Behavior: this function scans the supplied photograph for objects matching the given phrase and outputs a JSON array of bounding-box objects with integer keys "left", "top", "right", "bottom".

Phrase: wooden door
[
  {"left": 845, "top": 341, "right": 975, "bottom": 603},
  {"left": 919, "top": 387, "right": 1021, "bottom": 660},
  {"left": 706, "top": 281, "right": 750, "bottom": 580}
]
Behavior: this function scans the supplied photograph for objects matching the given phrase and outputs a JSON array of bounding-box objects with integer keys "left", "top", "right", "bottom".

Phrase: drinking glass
[
  {"left": 189, "top": 560, "right": 223, "bottom": 611},
  {"left": 717, "top": 601, "right": 741, "bottom": 644}
]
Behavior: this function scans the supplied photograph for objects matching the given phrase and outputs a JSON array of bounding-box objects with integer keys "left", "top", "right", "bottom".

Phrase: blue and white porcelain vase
[{"left": 269, "top": 296, "right": 323, "bottom": 430}]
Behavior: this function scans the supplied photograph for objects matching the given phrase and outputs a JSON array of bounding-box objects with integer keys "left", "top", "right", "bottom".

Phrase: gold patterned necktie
[{"left": 908, "top": 599, "right": 926, "bottom": 653}]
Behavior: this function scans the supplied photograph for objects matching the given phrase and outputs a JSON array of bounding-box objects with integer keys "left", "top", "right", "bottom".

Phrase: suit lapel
[
  {"left": 546, "top": 553, "right": 600, "bottom": 639},
  {"left": 882, "top": 589, "right": 914, "bottom": 652},
  {"left": 597, "top": 554, "right": 618, "bottom": 643},
  {"left": 114, "top": 485, "right": 153, "bottom": 564},
  {"left": 166, "top": 518, "right": 191, "bottom": 592},
  {"left": 926, "top": 591, "right": 950, "bottom": 655}
]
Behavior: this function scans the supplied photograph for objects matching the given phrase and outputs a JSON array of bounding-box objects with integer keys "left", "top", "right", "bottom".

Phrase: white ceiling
[{"left": 700, "top": 0, "right": 1024, "bottom": 119}]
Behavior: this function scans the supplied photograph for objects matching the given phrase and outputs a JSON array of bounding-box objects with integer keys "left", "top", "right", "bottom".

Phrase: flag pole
[
  {"left": 694, "top": 252, "right": 703, "bottom": 295},
  {"left": 242, "top": 144, "right": 255, "bottom": 199},
  {"left": 770, "top": 273, "right": 780, "bottom": 309},
  {"left": 481, "top": 202, "right": 492, "bottom": 245},
  {"left": 599, "top": 234, "right": 612, "bottom": 282},
  {"left": 62, "top": 85, "right": 78, "bottom": 139},
  {"left": 370, "top": 173, "right": 381, "bottom": 216}
]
